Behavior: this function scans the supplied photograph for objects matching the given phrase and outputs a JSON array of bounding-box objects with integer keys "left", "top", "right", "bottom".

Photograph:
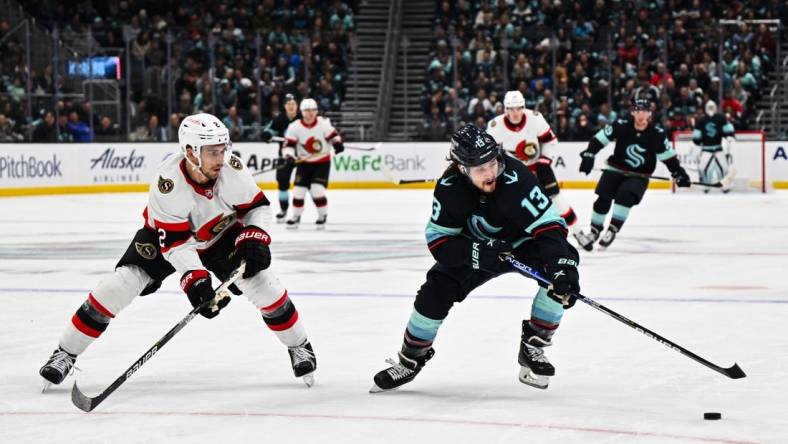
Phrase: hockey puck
[{"left": 703, "top": 412, "right": 722, "bottom": 420}]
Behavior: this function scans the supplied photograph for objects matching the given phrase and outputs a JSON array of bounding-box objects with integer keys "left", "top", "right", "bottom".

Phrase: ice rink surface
[{"left": 1, "top": 188, "right": 787, "bottom": 443}]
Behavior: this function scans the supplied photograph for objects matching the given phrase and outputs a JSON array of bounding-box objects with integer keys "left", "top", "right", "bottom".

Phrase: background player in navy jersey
[
  {"left": 693, "top": 100, "right": 736, "bottom": 193},
  {"left": 576, "top": 99, "right": 691, "bottom": 250},
  {"left": 371, "top": 124, "right": 580, "bottom": 392},
  {"left": 39, "top": 113, "right": 317, "bottom": 390},
  {"left": 261, "top": 94, "right": 301, "bottom": 221}
]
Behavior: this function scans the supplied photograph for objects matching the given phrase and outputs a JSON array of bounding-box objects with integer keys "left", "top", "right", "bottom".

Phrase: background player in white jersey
[
  {"left": 692, "top": 100, "right": 736, "bottom": 193},
  {"left": 282, "top": 98, "right": 344, "bottom": 229},
  {"left": 39, "top": 113, "right": 317, "bottom": 389},
  {"left": 486, "top": 91, "right": 583, "bottom": 244}
]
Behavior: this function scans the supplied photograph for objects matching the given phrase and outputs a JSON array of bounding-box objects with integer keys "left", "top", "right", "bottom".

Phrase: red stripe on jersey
[
  {"left": 537, "top": 128, "right": 557, "bottom": 144},
  {"left": 88, "top": 293, "right": 115, "bottom": 318},
  {"left": 179, "top": 159, "right": 216, "bottom": 198},
  {"left": 535, "top": 156, "right": 552, "bottom": 165},
  {"left": 532, "top": 224, "right": 566, "bottom": 238},
  {"left": 285, "top": 137, "right": 298, "bottom": 147},
  {"left": 142, "top": 207, "right": 154, "bottom": 230},
  {"left": 160, "top": 238, "right": 188, "bottom": 254},
  {"left": 261, "top": 291, "right": 289, "bottom": 313},
  {"left": 236, "top": 191, "right": 268, "bottom": 210},
  {"left": 300, "top": 118, "right": 318, "bottom": 129},
  {"left": 503, "top": 116, "right": 526, "bottom": 132},
  {"left": 72, "top": 314, "right": 102, "bottom": 338},
  {"left": 154, "top": 219, "right": 190, "bottom": 231},
  {"left": 530, "top": 317, "right": 559, "bottom": 330},
  {"left": 428, "top": 237, "right": 450, "bottom": 250},
  {"left": 267, "top": 310, "right": 299, "bottom": 331}
]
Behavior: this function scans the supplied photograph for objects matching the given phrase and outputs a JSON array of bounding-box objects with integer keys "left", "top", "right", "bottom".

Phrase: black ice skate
[
  {"left": 370, "top": 348, "right": 435, "bottom": 393},
  {"left": 518, "top": 321, "right": 554, "bottom": 389},
  {"left": 598, "top": 226, "right": 618, "bottom": 250},
  {"left": 39, "top": 347, "right": 77, "bottom": 391},
  {"left": 288, "top": 341, "right": 316, "bottom": 387},
  {"left": 574, "top": 227, "right": 598, "bottom": 252},
  {"left": 315, "top": 215, "right": 327, "bottom": 230},
  {"left": 286, "top": 215, "right": 300, "bottom": 229},
  {"left": 275, "top": 211, "right": 287, "bottom": 223}
]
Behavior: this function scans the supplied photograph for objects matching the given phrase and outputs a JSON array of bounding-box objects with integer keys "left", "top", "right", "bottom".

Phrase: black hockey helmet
[
  {"left": 449, "top": 124, "right": 502, "bottom": 167},
  {"left": 631, "top": 97, "right": 651, "bottom": 111}
]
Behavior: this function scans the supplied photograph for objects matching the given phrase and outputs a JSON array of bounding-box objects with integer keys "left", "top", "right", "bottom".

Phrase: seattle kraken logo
[
  {"left": 467, "top": 215, "right": 502, "bottom": 241},
  {"left": 624, "top": 144, "right": 646, "bottom": 168},
  {"left": 704, "top": 122, "right": 717, "bottom": 138}
]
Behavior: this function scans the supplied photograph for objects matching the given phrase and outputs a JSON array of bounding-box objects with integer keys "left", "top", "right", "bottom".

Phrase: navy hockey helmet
[
  {"left": 449, "top": 124, "right": 502, "bottom": 167},
  {"left": 631, "top": 97, "right": 652, "bottom": 111}
]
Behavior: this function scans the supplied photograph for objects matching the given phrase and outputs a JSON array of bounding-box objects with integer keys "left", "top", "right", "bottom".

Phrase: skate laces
[
  {"left": 383, "top": 358, "right": 414, "bottom": 381},
  {"left": 290, "top": 345, "right": 315, "bottom": 366},
  {"left": 524, "top": 342, "right": 549, "bottom": 363},
  {"left": 47, "top": 349, "right": 77, "bottom": 375}
]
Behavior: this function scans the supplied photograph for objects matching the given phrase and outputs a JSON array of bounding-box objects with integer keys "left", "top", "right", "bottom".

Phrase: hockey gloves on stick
[
  {"left": 181, "top": 270, "right": 229, "bottom": 319},
  {"left": 545, "top": 258, "right": 580, "bottom": 309},
  {"left": 234, "top": 225, "right": 272, "bottom": 279},
  {"left": 579, "top": 150, "right": 595, "bottom": 175},
  {"left": 671, "top": 166, "right": 691, "bottom": 187},
  {"left": 333, "top": 142, "right": 345, "bottom": 154},
  {"left": 471, "top": 239, "right": 512, "bottom": 273},
  {"left": 261, "top": 131, "right": 273, "bottom": 142},
  {"left": 278, "top": 156, "right": 296, "bottom": 168}
]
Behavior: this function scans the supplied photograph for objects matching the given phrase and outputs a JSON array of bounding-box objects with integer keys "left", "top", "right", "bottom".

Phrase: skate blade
[
  {"left": 302, "top": 373, "right": 315, "bottom": 388},
  {"left": 275, "top": 218, "right": 286, "bottom": 224},
  {"left": 518, "top": 367, "right": 549, "bottom": 389},
  {"left": 315, "top": 225, "right": 326, "bottom": 231},
  {"left": 286, "top": 225, "right": 299, "bottom": 230},
  {"left": 41, "top": 379, "right": 53, "bottom": 393},
  {"left": 369, "top": 383, "right": 394, "bottom": 393}
]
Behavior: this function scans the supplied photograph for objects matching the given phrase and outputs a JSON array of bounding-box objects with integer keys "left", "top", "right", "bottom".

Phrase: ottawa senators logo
[
  {"left": 490, "top": 120, "right": 497, "bottom": 127},
  {"left": 304, "top": 136, "right": 323, "bottom": 154},
  {"left": 514, "top": 141, "right": 539, "bottom": 161},
  {"left": 229, "top": 156, "right": 243, "bottom": 170},
  {"left": 134, "top": 242, "right": 158, "bottom": 260},
  {"left": 158, "top": 176, "right": 174, "bottom": 194},
  {"left": 211, "top": 214, "right": 235, "bottom": 235}
]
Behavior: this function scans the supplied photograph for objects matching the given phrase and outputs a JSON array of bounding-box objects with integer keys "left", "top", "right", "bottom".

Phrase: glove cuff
[
  {"left": 235, "top": 226, "right": 271, "bottom": 247},
  {"left": 180, "top": 269, "right": 209, "bottom": 293}
]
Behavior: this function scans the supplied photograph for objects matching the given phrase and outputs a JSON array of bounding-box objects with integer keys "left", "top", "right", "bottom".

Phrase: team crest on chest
[
  {"left": 515, "top": 141, "right": 539, "bottom": 161},
  {"left": 158, "top": 176, "right": 174, "bottom": 194},
  {"left": 134, "top": 242, "right": 158, "bottom": 260},
  {"left": 304, "top": 136, "right": 323, "bottom": 153}
]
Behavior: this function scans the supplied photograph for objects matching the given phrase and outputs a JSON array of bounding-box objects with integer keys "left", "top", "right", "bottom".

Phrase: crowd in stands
[
  {"left": 420, "top": 0, "right": 786, "bottom": 141},
  {"left": 2, "top": 0, "right": 356, "bottom": 142}
]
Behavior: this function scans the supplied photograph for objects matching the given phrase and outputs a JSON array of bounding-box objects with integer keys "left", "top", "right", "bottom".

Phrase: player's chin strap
[
  {"left": 71, "top": 262, "right": 246, "bottom": 413},
  {"left": 500, "top": 253, "right": 746, "bottom": 380}
]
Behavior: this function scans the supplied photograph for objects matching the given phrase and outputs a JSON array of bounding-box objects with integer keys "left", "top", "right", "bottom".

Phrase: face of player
[
  {"left": 285, "top": 100, "right": 298, "bottom": 117},
  {"left": 302, "top": 109, "right": 318, "bottom": 124},
  {"left": 187, "top": 143, "right": 227, "bottom": 183},
  {"left": 462, "top": 157, "right": 500, "bottom": 193},
  {"left": 505, "top": 107, "right": 524, "bottom": 124},
  {"left": 632, "top": 109, "right": 650, "bottom": 129}
]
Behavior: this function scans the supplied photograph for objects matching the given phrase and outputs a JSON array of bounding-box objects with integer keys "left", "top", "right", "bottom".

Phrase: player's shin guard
[
  {"left": 310, "top": 183, "right": 328, "bottom": 227},
  {"left": 276, "top": 190, "right": 289, "bottom": 222},
  {"left": 259, "top": 290, "right": 307, "bottom": 346},
  {"left": 287, "top": 186, "right": 307, "bottom": 227}
]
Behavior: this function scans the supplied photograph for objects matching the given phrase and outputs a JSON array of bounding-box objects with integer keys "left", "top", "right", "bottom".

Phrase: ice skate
[
  {"left": 288, "top": 341, "right": 316, "bottom": 387},
  {"left": 39, "top": 347, "right": 77, "bottom": 392},
  {"left": 518, "top": 322, "right": 554, "bottom": 389},
  {"left": 315, "top": 215, "right": 327, "bottom": 230},
  {"left": 275, "top": 211, "right": 287, "bottom": 223},
  {"left": 370, "top": 348, "right": 435, "bottom": 393},
  {"left": 286, "top": 215, "right": 300, "bottom": 229},
  {"left": 597, "top": 226, "right": 618, "bottom": 250},
  {"left": 574, "top": 228, "right": 598, "bottom": 252}
]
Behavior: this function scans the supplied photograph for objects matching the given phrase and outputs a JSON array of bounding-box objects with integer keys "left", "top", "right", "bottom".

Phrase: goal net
[{"left": 670, "top": 130, "right": 767, "bottom": 193}]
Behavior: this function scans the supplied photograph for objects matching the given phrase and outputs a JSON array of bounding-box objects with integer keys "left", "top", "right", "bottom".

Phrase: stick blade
[
  {"left": 71, "top": 381, "right": 99, "bottom": 412},
  {"left": 724, "top": 363, "right": 747, "bottom": 379}
]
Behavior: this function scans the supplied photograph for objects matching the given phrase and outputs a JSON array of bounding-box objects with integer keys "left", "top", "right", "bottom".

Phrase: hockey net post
[{"left": 670, "top": 130, "right": 768, "bottom": 193}]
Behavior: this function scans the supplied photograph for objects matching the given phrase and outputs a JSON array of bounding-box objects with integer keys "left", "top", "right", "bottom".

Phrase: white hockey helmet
[
  {"left": 503, "top": 90, "right": 525, "bottom": 109},
  {"left": 178, "top": 113, "right": 230, "bottom": 158},
  {"left": 705, "top": 100, "right": 717, "bottom": 117},
  {"left": 300, "top": 98, "right": 318, "bottom": 111}
]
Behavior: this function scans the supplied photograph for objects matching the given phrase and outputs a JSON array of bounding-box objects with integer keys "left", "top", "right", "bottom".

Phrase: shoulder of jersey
[
  {"left": 500, "top": 156, "right": 528, "bottom": 186},
  {"left": 524, "top": 108, "right": 543, "bottom": 119},
  {"left": 154, "top": 154, "right": 187, "bottom": 197},
  {"left": 488, "top": 114, "right": 505, "bottom": 128},
  {"left": 227, "top": 154, "right": 245, "bottom": 172}
]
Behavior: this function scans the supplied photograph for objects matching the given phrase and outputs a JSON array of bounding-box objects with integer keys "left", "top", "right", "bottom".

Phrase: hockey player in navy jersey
[
  {"left": 371, "top": 124, "right": 580, "bottom": 392},
  {"left": 692, "top": 100, "right": 736, "bottom": 193},
  {"left": 576, "top": 99, "right": 691, "bottom": 250},
  {"left": 261, "top": 93, "right": 301, "bottom": 220},
  {"left": 39, "top": 113, "right": 317, "bottom": 389}
]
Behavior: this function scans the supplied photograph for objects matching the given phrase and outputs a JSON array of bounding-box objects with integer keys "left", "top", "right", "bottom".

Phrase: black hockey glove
[
  {"left": 671, "top": 166, "right": 691, "bottom": 188},
  {"left": 277, "top": 156, "right": 296, "bottom": 168},
  {"left": 181, "top": 270, "right": 229, "bottom": 319},
  {"left": 234, "top": 225, "right": 272, "bottom": 279},
  {"left": 261, "top": 131, "right": 273, "bottom": 143},
  {"left": 579, "top": 150, "right": 595, "bottom": 175},
  {"left": 545, "top": 258, "right": 580, "bottom": 309},
  {"left": 333, "top": 142, "right": 345, "bottom": 155},
  {"left": 470, "top": 239, "right": 512, "bottom": 274}
]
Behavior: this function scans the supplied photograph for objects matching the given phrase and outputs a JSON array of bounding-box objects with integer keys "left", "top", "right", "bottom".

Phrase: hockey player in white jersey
[
  {"left": 486, "top": 91, "right": 583, "bottom": 243},
  {"left": 39, "top": 113, "right": 317, "bottom": 389},
  {"left": 282, "top": 98, "right": 344, "bottom": 229}
]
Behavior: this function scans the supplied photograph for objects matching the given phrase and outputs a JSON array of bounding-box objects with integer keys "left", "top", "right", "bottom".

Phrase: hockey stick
[
  {"left": 71, "top": 262, "right": 247, "bottom": 412},
  {"left": 397, "top": 178, "right": 437, "bottom": 185},
  {"left": 251, "top": 153, "right": 325, "bottom": 176},
  {"left": 270, "top": 136, "right": 375, "bottom": 151},
  {"left": 598, "top": 168, "right": 735, "bottom": 188},
  {"left": 502, "top": 254, "right": 746, "bottom": 379}
]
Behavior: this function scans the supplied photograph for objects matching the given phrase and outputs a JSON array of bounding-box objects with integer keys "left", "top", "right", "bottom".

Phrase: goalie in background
[{"left": 693, "top": 100, "right": 736, "bottom": 193}]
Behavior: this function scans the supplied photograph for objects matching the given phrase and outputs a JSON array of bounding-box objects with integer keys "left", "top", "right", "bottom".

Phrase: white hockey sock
[
  {"left": 291, "top": 186, "right": 307, "bottom": 217},
  {"left": 310, "top": 183, "right": 327, "bottom": 217}
]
